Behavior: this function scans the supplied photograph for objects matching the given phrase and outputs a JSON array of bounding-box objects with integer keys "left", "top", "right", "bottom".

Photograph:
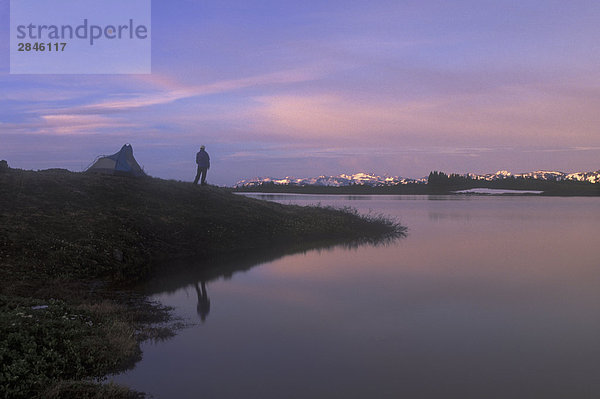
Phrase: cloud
[
  {"left": 52, "top": 66, "right": 329, "bottom": 115},
  {"left": 41, "top": 114, "right": 134, "bottom": 135},
  {"left": 0, "top": 66, "right": 330, "bottom": 138},
  {"left": 1, "top": 114, "right": 134, "bottom": 136},
  {"left": 248, "top": 83, "right": 600, "bottom": 147}
]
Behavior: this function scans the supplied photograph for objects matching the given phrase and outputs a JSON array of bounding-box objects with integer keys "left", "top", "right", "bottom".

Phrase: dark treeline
[
  {"left": 235, "top": 181, "right": 431, "bottom": 195},
  {"left": 234, "top": 171, "right": 600, "bottom": 196},
  {"left": 427, "top": 171, "right": 599, "bottom": 195},
  {"left": 427, "top": 171, "right": 472, "bottom": 187}
]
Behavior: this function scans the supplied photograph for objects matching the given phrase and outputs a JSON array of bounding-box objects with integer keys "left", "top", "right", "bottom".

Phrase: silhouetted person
[
  {"left": 194, "top": 281, "right": 211, "bottom": 322},
  {"left": 193, "top": 145, "right": 210, "bottom": 185}
]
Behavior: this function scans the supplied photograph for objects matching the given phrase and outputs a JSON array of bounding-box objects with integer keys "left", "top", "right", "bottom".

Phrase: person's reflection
[{"left": 194, "top": 280, "right": 211, "bottom": 322}]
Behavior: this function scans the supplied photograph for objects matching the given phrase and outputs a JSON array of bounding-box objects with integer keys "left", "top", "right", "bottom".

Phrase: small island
[{"left": 0, "top": 167, "right": 404, "bottom": 398}]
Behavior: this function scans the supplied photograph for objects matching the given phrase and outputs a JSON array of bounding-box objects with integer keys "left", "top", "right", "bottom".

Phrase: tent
[{"left": 86, "top": 144, "right": 146, "bottom": 177}]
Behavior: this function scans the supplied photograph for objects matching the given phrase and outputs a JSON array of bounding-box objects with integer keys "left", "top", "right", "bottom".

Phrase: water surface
[{"left": 113, "top": 195, "right": 600, "bottom": 399}]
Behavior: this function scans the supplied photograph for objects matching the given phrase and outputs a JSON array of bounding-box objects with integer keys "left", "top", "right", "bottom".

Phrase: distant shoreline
[
  {"left": 233, "top": 181, "right": 600, "bottom": 196},
  {"left": 236, "top": 189, "right": 546, "bottom": 196}
]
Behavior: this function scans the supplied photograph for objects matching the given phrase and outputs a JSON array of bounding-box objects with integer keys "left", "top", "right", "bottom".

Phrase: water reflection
[
  {"left": 142, "top": 231, "right": 406, "bottom": 322},
  {"left": 114, "top": 196, "right": 600, "bottom": 399},
  {"left": 237, "top": 193, "right": 476, "bottom": 202},
  {"left": 428, "top": 211, "right": 472, "bottom": 222},
  {"left": 194, "top": 281, "right": 210, "bottom": 322}
]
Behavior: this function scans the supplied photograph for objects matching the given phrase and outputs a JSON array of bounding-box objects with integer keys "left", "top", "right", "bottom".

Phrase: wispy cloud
[
  {"left": 51, "top": 67, "right": 329, "bottom": 115},
  {"left": 248, "top": 83, "right": 600, "bottom": 147},
  {"left": 0, "top": 66, "right": 330, "bottom": 138},
  {"left": 2, "top": 114, "right": 134, "bottom": 136}
]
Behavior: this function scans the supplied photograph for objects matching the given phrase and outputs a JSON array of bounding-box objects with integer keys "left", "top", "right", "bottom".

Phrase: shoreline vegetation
[
  {"left": 0, "top": 167, "right": 405, "bottom": 398},
  {"left": 234, "top": 171, "right": 600, "bottom": 196}
]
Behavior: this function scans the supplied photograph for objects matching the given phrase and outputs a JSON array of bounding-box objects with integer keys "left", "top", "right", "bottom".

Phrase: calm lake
[{"left": 113, "top": 194, "right": 600, "bottom": 399}]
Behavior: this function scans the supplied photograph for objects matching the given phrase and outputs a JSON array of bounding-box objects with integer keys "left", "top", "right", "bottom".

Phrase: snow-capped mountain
[
  {"left": 467, "top": 170, "right": 600, "bottom": 183},
  {"left": 236, "top": 173, "right": 426, "bottom": 187},
  {"left": 235, "top": 169, "right": 600, "bottom": 187}
]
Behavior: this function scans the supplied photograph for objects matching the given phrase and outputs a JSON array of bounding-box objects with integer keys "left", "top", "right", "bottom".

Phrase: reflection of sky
[
  {"left": 2, "top": 0, "right": 600, "bottom": 184},
  {"left": 113, "top": 196, "right": 600, "bottom": 398}
]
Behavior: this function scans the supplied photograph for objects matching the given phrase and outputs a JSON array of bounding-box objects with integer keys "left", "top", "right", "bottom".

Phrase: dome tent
[{"left": 86, "top": 144, "right": 145, "bottom": 177}]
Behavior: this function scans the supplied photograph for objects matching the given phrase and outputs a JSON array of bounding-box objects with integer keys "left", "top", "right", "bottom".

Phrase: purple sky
[{"left": 1, "top": 0, "right": 599, "bottom": 185}]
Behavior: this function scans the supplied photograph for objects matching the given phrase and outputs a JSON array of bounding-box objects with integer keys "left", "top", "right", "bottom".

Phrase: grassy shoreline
[{"left": 0, "top": 168, "right": 404, "bottom": 398}]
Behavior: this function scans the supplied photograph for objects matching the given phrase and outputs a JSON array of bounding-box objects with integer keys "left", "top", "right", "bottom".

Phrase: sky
[{"left": 1, "top": 0, "right": 600, "bottom": 185}]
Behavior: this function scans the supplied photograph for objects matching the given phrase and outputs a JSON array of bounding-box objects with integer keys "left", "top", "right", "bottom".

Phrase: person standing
[{"left": 193, "top": 145, "right": 210, "bottom": 185}]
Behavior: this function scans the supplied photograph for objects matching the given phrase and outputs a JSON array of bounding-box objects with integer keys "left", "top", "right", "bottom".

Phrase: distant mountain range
[
  {"left": 236, "top": 173, "right": 424, "bottom": 187},
  {"left": 466, "top": 170, "right": 599, "bottom": 183},
  {"left": 236, "top": 170, "right": 600, "bottom": 187}
]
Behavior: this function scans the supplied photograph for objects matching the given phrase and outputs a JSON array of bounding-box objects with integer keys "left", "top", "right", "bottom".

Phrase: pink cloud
[
  {"left": 249, "top": 85, "right": 600, "bottom": 147},
  {"left": 7, "top": 114, "right": 135, "bottom": 136}
]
